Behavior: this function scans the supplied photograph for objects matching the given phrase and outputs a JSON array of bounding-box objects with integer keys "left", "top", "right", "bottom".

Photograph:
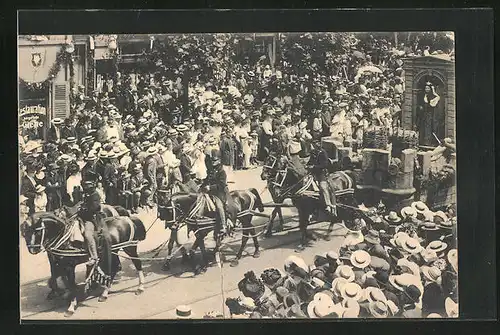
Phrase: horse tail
[
  {"left": 113, "top": 205, "right": 130, "bottom": 217},
  {"left": 130, "top": 217, "right": 147, "bottom": 241},
  {"left": 249, "top": 188, "right": 264, "bottom": 212}
]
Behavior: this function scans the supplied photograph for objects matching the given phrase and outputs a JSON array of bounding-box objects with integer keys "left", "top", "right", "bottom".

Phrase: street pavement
[{"left": 20, "top": 166, "right": 348, "bottom": 320}]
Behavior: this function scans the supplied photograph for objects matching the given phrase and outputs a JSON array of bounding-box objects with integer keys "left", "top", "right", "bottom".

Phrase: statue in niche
[{"left": 417, "top": 80, "right": 445, "bottom": 146}]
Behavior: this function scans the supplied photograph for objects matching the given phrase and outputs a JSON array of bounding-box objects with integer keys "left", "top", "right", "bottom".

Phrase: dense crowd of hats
[{"left": 225, "top": 200, "right": 457, "bottom": 319}]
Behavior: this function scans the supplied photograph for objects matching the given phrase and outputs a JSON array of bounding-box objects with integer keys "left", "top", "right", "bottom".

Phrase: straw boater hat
[
  {"left": 51, "top": 118, "right": 64, "bottom": 126},
  {"left": 307, "top": 293, "right": 336, "bottom": 318},
  {"left": 389, "top": 231, "right": 410, "bottom": 248},
  {"left": 400, "top": 206, "right": 417, "bottom": 219},
  {"left": 447, "top": 249, "right": 458, "bottom": 273},
  {"left": 445, "top": 297, "right": 458, "bottom": 317},
  {"left": 334, "top": 265, "right": 355, "bottom": 282},
  {"left": 176, "top": 305, "right": 192, "bottom": 319},
  {"left": 397, "top": 258, "right": 420, "bottom": 277},
  {"left": 146, "top": 146, "right": 158, "bottom": 156},
  {"left": 59, "top": 154, "right": 72, "bottom": 162},
  {"left": 350, "top": 250, "right": 371, "bottom": 269},
  {"left": 433, "top": 211, "right": 449, "bottom": 224},
  {"left": 85, "top": 151, "right": 98, "bottom": 161},
  {"left": 340, "top": 282, "right": 363, "bottom": 301},
  {"left": 411, "top": 201, "right": 429, "bottom": 214},
  {"left": 421, "top": 265, "right": 442, "bottom": 283},
  {"left": 341, "top": 299, "right": 360, "bottom": 318},
  {"left": 421, "top": 221, "right": 439, "bottom": 231},
  {"left": 388, "top": 273, "right": 422, "bottom": 292},
  {"left": 420, "top": 249, "right": 439, "bottom": 264},
  {"left": 401, "top": 237, "right": 423, "bottom": 254},
  {"left": 384, "top": 211, "right": 402, "bottom": 224},
  {"left": 363, "top": 287, "right": 387, "bottom": 304},
  {"left": 368, "top": 300, "right": 389, "bottom": 318},
  {"left": 426, "top": 240, "right": 448, "bottom": 253},
  {"left": 364, "top": 229, "right": 381, "bottom": 244},
  {"left": 24, "top": 141, "right": 42, "bottom": 153},
  {"left": 331, "top": 277, "right": 348, "bottom": 298},
  {"left": 176, "top": 124, "right": 189, "bottom": 132}
]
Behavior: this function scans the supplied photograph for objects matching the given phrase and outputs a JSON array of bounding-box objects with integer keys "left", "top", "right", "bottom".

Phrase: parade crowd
[
  {"left": 218, "top": 200, "right": 458, "bottom": 319},
  {"left": 19, "top": 33, "right": 458, "bottom": 318}
]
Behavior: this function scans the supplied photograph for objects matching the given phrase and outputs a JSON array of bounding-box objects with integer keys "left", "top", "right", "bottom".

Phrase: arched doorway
[{"left": 413, "top": 73, "right": 446, "bottom": 146}]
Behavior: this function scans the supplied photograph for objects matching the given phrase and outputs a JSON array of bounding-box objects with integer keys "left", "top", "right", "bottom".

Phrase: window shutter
[{"left": 52, "top": 82, "right": 69, "bottom": 119}]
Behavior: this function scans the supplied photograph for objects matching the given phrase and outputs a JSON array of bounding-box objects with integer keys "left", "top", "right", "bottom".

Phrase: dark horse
[
  {"left": 42, "top": 204, "right": 129, "bottom": 301},
  {"left": 260, "top": 154, "right": 359, "bottom": 251},
  {"left": 163, "top": 188, "right": 266, "bottom": 273},
  {"left": 20, "top": 208, "right": 147, "bottom": 317}
]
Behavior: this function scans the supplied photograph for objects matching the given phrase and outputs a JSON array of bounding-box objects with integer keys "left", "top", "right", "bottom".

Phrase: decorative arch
[{"left": 413, "top": 69, "right": 446, "bottom": 92}]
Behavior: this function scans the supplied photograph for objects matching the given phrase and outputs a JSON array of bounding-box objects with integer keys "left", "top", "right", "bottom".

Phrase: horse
[
  {"left": 162, "top": 188, "right": 266, "bottom": 273},
  {"left": 260, "top": 154, "right": 291, "bottom": 236},
  {"left": 42, "top": 204, "right": 130, "bottom": 300},
  {"left": 260, "top": 154, "right": 359, "bottom": 251},
  {"left": 20, "top": 210, "right": 147, "bottom": 317}
]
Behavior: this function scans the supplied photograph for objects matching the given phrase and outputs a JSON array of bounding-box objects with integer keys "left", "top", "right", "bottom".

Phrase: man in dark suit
[
  {"left": 20, "top": 165, "right": 38, "bottom": 215},
  {"left": 200, "top": 149, "right": 230, "bottom": 241},
  {"left": 103, "top": 152, "right": 118, "bottom": 205},
  {"left": 61, "top": 118, "right": 77, "bottom": 140},
  {"left": 307, "top": 139, "right": 336, "bottom": 216},
  {"left": 220, "top": 129, "right": 235, "bottom": 182},
  {"left": 321, "top": 105, "right": 332, "bottom": 137},
  {"left": 45, "top": 163, "right": 62, "bottom": 211},
  {"left": 78, "top": 179, "right": 103, "bottom": 265},
  {"left": 48, "top": 118, "right": 64, "bottom": 144},
  {"left": 143, "top": 147, "right": 158, "bottom": 208},
  {"left": 81, "top": 152, "right": 100, "bottom": 183}
]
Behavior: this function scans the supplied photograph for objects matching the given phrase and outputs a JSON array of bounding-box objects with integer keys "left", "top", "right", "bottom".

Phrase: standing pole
[{"left": 215, "top": 251, "right": 226, "bottom": 319}]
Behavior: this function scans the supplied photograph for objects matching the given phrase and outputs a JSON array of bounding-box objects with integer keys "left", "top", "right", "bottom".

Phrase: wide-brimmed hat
[
  {"left": 176, "top": 305, "right": 192, "bottom": 319},
  {"left": 343, "top": 229, "right": 364, "bottom": 247},
  {"left": 59, "top": 154, "right": 72, "bottom": 162},
  {"left": 350, "top": 250, "right": 371, "bottom": 269},
  {"left": 284, "top": 255, "right": 309, "bottom": 278},
  {"left": 426, "top": 240, "right": 448, "bottom": 253},
  {"left": 433, "top": 210, "right": 449, "bottom": 224},
  {"left": 447, "top": 249, "right": 458, "bottom": 273},
  {"left": 388, "top": 273, "right": 421, "bottom": 292},
  {"left": 384, "top": 211, "right": 402, "bottom": 224},
  {"left": 401, "top": 206, "right": 417, "bottom": 219},
  {"left": 411, "top": 201, "right": 429, "bottom": 213},
  {"left": 397, "top": 258, "right": 420, "bottom": 277},
  {"left": 421, "top": 265, "right": 442, "bottom": 283},
  {"left": 421, "top": 221, "right": 439, "bottom": 231},
  {"left": 168, "top": 129, "right": 178, "bottom": 136},
  {"left": 146, "top": 146, "right": 158, "bottom": 156},
  {"left": 363, "top": 287, "right": 387, "bottom": 304},
  {"left": 326, "top": 251, "right": 340, "bottom": 263},
  {"left": 331, "top": 277, "right": 348, "bottom": 298},
  {"left": 364, "top": 229, "right": 381, "bottom": 244},
  {"left": 340, "top": 282, "right": 363, "bottom": 301},
  {"left": 307, "top": 294, "right": 338, "bottom": 318},
  {"left": 368, "top": 300, "right": 389, "bottom": 318},
  {"left": 334, "top": 265, "right": 355, "bottom": 282},
  {"left": 389, "top": 231, "right": 410, "bottom": 248},
  {"left": 420, "top": 249, "right": 439, "bottom": 264},
  {"left": 51, "top": 118, "right": 64, "bottom": 125},
  {"left": 85, "top": 152, "right": 98, "bottom": 161},
  {"left": 24, "top": 141, "right": 42, "bottom": 153},
  {"left": 176, "top": 124, "right": 189, "bottom": 132},
  {"left": 445, "top": 297, "right": 458, "bottom": 317},
  {"left": 401, "top": 237, "right": 423, "bottom": 254}
]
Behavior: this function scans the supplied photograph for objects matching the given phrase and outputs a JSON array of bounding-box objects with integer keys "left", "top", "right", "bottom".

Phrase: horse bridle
[
  {"left": 165, "top": 200, "right": 187, "bottom": 226},
  {"left": 26, "top": 217, "right": 64, "bottom": 253}
]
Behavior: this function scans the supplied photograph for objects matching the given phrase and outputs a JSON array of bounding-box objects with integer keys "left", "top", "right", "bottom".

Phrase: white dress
[
  {"left": 34, "top": 191, "right": 47, "bottom": 212},
  {"left": 192, "top": 147, "right": 207, "bottom": 180},
  {"left": 66, "top": 174, "right": 82, "bottom": 203}
]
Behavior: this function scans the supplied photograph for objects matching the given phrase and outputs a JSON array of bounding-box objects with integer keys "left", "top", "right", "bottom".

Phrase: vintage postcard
[{"left": 19, "top": 31, "right": 457, "bottom": 320}]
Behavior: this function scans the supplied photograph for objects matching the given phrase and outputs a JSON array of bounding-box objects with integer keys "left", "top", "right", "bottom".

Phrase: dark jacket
[
  {"left": 103, "top": 162, "right": 118, "bottom": 189},
  {"left": 179, "top": 153, "right": 193, "bottom": 182},
  {"left": 201, "top": 166, "right": 229, "bottom": 203},
  {"left": 79, "top": 190, "right": 102, "bottom": 222},
  {"left": 308, "top": 148, "right": 330, "bottom": 178},
  {"left": 144, "top": 156, "right": 157, "bottom": 186},
  {"left": 61, "top": 125, "right": 77, "bottom": 139},
  {"left": 81, "top": 162, "right": 99, "bottom": 182},
  {"left": 220, "top": 136, "right": 235, "bottom": 167},
  {"left": 20, "top": 175, "right": 37, "bottom": 214},
  {"left": 48, "top": 126, "right": 62, "bottom": 143}
]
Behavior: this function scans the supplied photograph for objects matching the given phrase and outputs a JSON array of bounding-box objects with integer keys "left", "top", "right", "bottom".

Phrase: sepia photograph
[{"left": 19, "top": 31, "right": 458, "bottom": 320}]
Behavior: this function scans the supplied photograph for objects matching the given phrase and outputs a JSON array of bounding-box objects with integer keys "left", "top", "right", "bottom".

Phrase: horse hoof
[
  {"left": 161, "top": 263, "right": 170, "bottom": 271},
  {"left": 253, "top": 251, "right": 261, "bottom": 258},
  {"left": 230, "top": 260, "right": 239, "bottom": 267},
  {"left": 135, "top": 288, "right": 145, "bottom": 295},
  {"left": 98, "top": 296, "right": 108, "bottom": 303},
  {"left": 64, "top": 310, "right": 74, "bottom": 318}
]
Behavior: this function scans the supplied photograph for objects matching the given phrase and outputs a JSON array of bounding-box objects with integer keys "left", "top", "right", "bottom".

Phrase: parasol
[{"left": 357, "top": 65, "right": 383, "bottom": 74}]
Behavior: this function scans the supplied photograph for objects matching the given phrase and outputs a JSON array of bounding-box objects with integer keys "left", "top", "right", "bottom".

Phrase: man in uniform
[
  {"left": 307, "top": 139, "right": 336, "bottom": 216},
  {"left": 200, "top": 149, "right": 231, "bottom": 242},
  {"left": 78, "top": 177, "right": 104, "bottom": 265}
]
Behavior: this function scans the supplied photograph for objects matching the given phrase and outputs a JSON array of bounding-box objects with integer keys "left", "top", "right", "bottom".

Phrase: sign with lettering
[{"left": 19, "top": 105, "right": 47, "bottom": 140}]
